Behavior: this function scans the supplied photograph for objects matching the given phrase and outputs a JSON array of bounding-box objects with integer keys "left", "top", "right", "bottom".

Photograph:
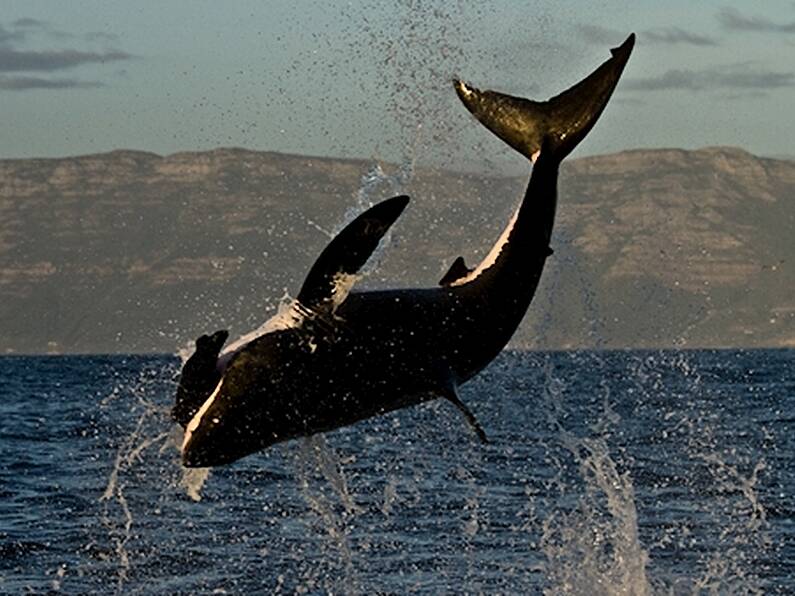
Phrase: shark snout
[
  {"left": 181, "top": 413, "right": 250, "bottom": 468},
  {"left": 180, "top": 380, "right": 273, "bottom": 468},
  {"left": 180, "top": 379, "right": 239, "bottom": 467}
]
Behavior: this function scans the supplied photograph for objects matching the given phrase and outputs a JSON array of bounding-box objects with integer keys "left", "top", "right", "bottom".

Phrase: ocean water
[{"left": 0, "top": 349, "right": 792, "bottom": 594}]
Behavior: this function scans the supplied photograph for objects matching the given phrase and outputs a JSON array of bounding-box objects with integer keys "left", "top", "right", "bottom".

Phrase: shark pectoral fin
[
  {"left": 439, "top": 386, "right": 489, "bottom": 444},
  {"left": 297, "top": 195, "right": 410, "bottom": 311},
  {"left": 439, "top": 256, "right": 473, "bottom": 286},
  {"left": 173, "top": 329, "right": 230, "bottom": 427},
  {"left": 200, "top": 329, "right": 230, "bottom": 351}
]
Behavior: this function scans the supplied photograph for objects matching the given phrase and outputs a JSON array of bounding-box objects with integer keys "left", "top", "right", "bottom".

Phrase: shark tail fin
[{"left": 454, "top": 33, "right": 634, "bottom": 162}]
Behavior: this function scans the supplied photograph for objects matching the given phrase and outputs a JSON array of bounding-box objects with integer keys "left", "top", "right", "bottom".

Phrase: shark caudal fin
[{"left": 454, "top": 33, "right": 634, "bottom": 161}]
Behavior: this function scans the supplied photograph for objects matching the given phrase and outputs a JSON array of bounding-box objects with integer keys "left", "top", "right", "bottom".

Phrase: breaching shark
[{"left": 173, "top": 34, "right": 635, "bottom": 467}]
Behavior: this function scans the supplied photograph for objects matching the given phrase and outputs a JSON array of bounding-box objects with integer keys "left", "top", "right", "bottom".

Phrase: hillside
[{"left": 0, "top": 146, "right": 792, "bottom": 353}]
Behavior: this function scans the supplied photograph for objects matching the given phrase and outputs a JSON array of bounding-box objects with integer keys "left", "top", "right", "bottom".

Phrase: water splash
[
  {"left": 220, "top": 291, "right": 304, "bottom": 359},
  {"left": 291, "top": 436, "right": 360, "bottom": 594},
  {"left": 349, "top": 159, "right": 416, "bottom": 217},
  {"left": 96, "top": 360, "right": 215, "bottom": 591},
  {"left": 539, "top": 437, "right": 651, "bottom": 596},
  {"left": 173, "top": 428, "right": 212, "bottom": 503},
  {"left": 691, "top": 453, "right": 769, "bottom": 595},
  {"left": 536, "top": 354, "right": 652, "bottom": 595},
  {"left": 98, "top": 364, "right": 175, "bottom": 591},
  {"left": 298, "top": 435, "right": 361, "bottom": 515},
  {"left": 530, "top": 349, "right": 778, "bottom": 595}
]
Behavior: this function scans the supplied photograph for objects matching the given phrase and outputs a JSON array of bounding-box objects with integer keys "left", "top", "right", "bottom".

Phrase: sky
[{"left": 1, "top": 1, "right": 794, "bottom": 169}]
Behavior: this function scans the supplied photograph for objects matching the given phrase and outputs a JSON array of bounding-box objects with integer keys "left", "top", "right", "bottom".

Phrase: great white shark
[{"left": 174, "top": 34, "right": 635, "bottom": 467}]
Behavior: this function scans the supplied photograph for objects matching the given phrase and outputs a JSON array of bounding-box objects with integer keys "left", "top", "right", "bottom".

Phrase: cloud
[
  {"left": 0, "top": 24, "right": 25, "bottom": 45},
  {"left": 0, "top": 47, "right": 131, "bottom": 72},
  {"left": 0, "top": 19, "right": 131, "bottom": 91},
  {"left": 85, "top": 31, "right": 120, "bottom": 43},
  {"left": 578, "top": 23, "right": 718, "bottom": 47},
  {"left": 1, "top": 18, "right": 48, "bottom": 44},
  {"left": 717, "top": 7, "right": 795, "bottom": 33},
  {"left": 625, "top": 63, "right": 795, "bottom": 91},
  {"left": 613, "top": 97, "right": 646, "bottom": 106},
  {"left": 577, "top": 24, "right": 625, "bottom": 46},
  {"left": 12, "top": 18, "right": 46, "bottom": 29},
  {"left": 0, "top": 74, "right": 102, "bottom": 90},
  {"left": 643, "top": 27, "right": 718, "bottom": 46},
  {"left": 721, "top": 90, "right": 769, "bottom": 101}
]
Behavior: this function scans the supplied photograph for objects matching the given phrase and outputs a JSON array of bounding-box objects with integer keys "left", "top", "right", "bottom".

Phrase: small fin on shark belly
[
  {"left": 296, "top": 195, "right": 410, "bottom": 313},
  {"left": 439, "top": 256, "right": 474, "bottom": 286},
  {"left": 437, "top": 383, "right": 488, "bottom": 444}
]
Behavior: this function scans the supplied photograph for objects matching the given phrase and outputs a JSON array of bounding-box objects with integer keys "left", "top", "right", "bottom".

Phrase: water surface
[{"left": 1, "top": 349, "right": 792, "bottom": 593}]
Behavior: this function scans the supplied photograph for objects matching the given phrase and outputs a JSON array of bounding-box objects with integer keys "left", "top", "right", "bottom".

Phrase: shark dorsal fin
[
  {"left": 297, "top": 195, "right": 409, "bottom": 312},
  {"left": 439, "top": 256, "right": 473, "bottom": 286}
]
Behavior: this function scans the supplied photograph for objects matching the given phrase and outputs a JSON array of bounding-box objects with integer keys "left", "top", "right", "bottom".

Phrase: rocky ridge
[{"left": 0, "top": 146, "right": 792, "bottom": 353}]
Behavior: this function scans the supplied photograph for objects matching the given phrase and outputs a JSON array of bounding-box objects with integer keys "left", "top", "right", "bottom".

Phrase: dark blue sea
[{"left": 1, "top": 349, "right": 792, "bottom": 594}]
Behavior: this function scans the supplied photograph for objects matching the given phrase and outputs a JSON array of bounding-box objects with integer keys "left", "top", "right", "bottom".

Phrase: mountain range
[{"left": 0, "top": 146, "right": 792, "bottom": 353}]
